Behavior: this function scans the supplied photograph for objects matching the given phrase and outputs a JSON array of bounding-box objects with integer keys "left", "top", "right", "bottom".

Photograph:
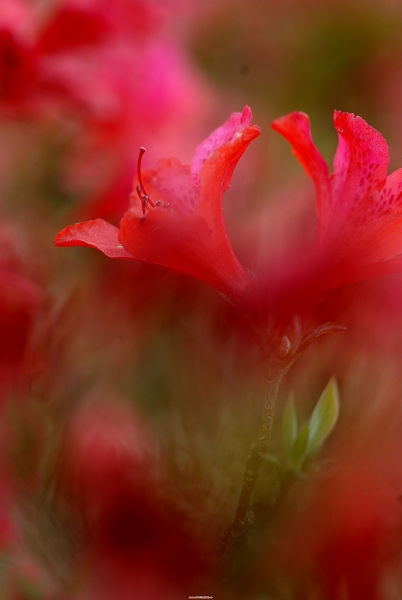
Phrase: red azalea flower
[
  {"left": 272, "top": 110, "right": 402, "bottom": 291},
  {"left": 55, "top": 107, "right": 260, "bottom": 297}
]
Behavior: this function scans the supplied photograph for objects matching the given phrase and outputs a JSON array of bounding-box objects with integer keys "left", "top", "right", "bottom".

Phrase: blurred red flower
[
  {"left": 0, "top": 29, "right": 38, "bottom": 106},
  {"left": 0, "top": 0, "right": 218, "bottom": 235},
  {"left": 272, "top": 110, "right": 402, "bottom": 291},
  {"left": 265, "top": 463, "right": 401, "bottom": 600},
  {"left": 0, "top": 223, "right": 42, "bottom": 383},
  {"left": 57, "top": 399, "right": 211, "bottom": 600},
  {"left": 55, "top": 107, "right": 260, "bottom": 297}
]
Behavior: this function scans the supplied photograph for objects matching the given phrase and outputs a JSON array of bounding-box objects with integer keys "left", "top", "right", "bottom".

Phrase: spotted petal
[
  {"left": 321, "top": 168, "right": 402, "bottom": 288},
  {"left": 332, "top": 111, "right": 389, "bottom": 228},
  {"left": 273, "top": 110, "right": 402, "bottom": 295}
]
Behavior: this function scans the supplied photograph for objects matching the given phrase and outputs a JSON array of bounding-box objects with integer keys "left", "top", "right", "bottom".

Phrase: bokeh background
[{"left": 2, "top": 0, "right": 402, "bottom": 598}]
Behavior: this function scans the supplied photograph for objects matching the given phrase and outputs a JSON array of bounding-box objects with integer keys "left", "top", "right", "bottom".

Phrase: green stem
[
  {"left": 219, "top": 363, "right": 284, "bottom": 568},
  {"left": 230, "top": 370, "right": 283, "bottom": 537}
]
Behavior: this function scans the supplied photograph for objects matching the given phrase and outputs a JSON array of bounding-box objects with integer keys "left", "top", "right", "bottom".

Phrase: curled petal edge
[{"left": 54, "top": 218, "right": 133, "bottom": 259}]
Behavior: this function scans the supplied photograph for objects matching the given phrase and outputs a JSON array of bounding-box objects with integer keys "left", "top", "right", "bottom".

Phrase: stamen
[
  {"left": 137, "top": 147, "right": 148, "bottom": 197},
  {"left": 137, "top": 146, "right": 154, "bottom": 214}
]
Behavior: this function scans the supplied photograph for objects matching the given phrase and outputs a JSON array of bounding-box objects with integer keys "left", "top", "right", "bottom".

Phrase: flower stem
[
  {"left": 219, "top": 362, "right": 284, "bottom": 569},
  {"left": 231, "top": 369, "right": 283, "bottom": 537}
]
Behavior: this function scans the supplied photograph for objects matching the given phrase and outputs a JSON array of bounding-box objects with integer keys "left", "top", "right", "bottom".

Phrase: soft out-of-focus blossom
[
  {"left": 0, "top": 0, "right": 217, "bottom": 214},
  {"left": 57, "top": 398, "right": 211, "bottom": 600},
  {"left": 55, "top": 107, "right": 260, "bottom": 297},
  {"left": 57, "top": 398, "right": 158, "bottom": 509},
  {"left": 263, "top": 461, "right": 402, "bottom": 600},
  {"left": 35, "top": 4, "right": 112, "bottom": 54},
  {"left": 0, "top": 29, "right": 38, "bottom": 108},
  {"left": 0, "top": 0, "right": 162, "bottom": 114},
  {"left": 0, "top": 222, "right": 42, "bottom": 388},
  {"left": 0, "top": 267, "right": 40, "bottom": 368}
]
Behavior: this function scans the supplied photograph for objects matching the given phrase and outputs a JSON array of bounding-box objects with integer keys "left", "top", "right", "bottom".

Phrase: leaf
[
  {"left": 306, "top": 377, "right": 340, "bottom": 456},
  {"left": 289, "top": 421, "right": 310, "bottom": 471},
  {"left": 283, "top": 393, "right": 298, "bottom": 456}
]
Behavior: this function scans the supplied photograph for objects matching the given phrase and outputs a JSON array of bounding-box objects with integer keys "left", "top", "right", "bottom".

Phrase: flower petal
[
  {"left": 118, "top": 207, "right": 250, "bottom": 295},
  {"left": 271, "top": 112, "right": 331, "bottom": 241},
  {"left": 332, "top": 111, "right": 389, "bottom": 220},
  {"left": 348, "top": 168, "right": 402, "bottom": 230},
  {"left": 196, "top": 120, "right": 260, "bottom": 227},
  {"left": 191, "top": 106, "right": 254, "bottom": 191},
  {"left": 121, "top": 110, "right": 259, "bottom": 295},
  {"left": 322, "top": 168, "right": 402, "bottom": 287},
  {"left": 55, "top": 218, "right": 133, "bottom": 259}
]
